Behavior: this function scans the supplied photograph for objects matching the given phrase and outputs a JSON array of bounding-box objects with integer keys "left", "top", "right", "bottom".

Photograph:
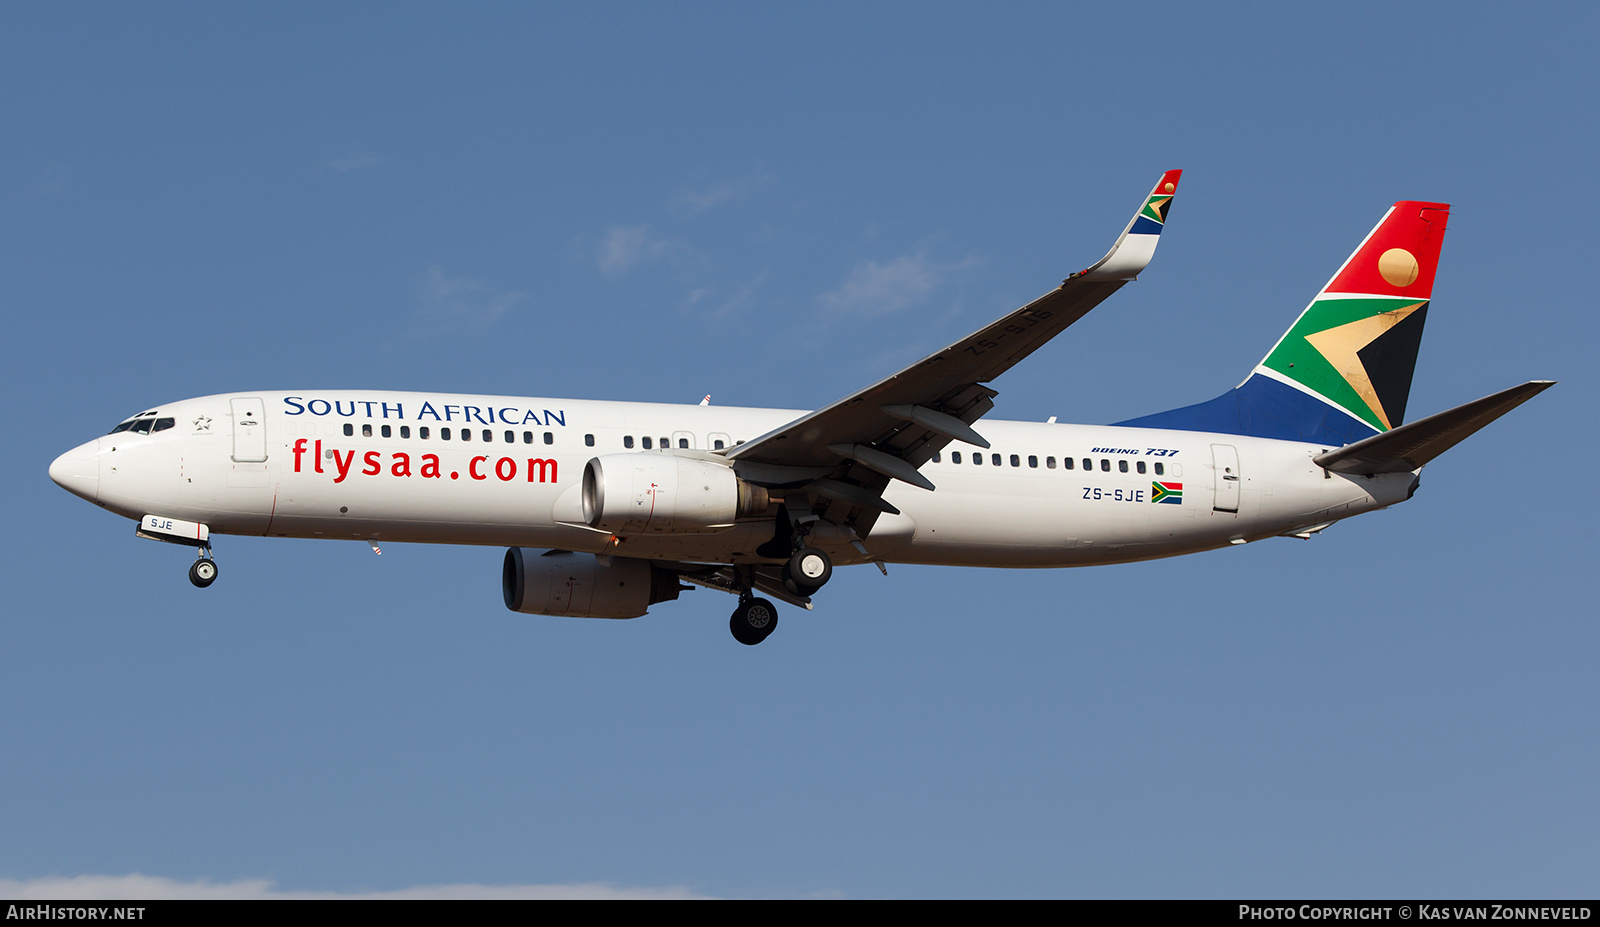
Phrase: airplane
[{"left": 48, "top": 171, "right": 1554, "bottom": 645}]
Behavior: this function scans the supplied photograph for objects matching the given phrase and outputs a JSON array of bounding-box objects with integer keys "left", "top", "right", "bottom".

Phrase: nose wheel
[{"left": 188, "top": 549, "right": 218, "bottom": 588}]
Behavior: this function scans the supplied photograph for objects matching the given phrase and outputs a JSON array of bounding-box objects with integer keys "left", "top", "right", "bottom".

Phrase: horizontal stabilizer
[{"left": 1314, "top": 381, "right": 1555, "bottom": 474}]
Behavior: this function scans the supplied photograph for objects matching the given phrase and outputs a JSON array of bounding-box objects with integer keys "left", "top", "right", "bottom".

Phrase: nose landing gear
[{"left": 188, "top": 547, "right": 218, "bottom": 588}]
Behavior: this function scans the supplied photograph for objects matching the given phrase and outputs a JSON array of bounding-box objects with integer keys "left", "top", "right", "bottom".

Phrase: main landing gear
[
  {"left": 729, "top": 595, "right": 778, "bottom": 646},
  {"left": 783, "top": 546, "right": 832, "bottom": 596},
  {"left": 188, "top": 547, "right": 218, "bottom": 588}
]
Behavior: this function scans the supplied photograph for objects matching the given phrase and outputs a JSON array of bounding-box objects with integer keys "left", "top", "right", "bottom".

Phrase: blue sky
[{"left": 2, "top": 3, "right": 1595, "bottom": 899}]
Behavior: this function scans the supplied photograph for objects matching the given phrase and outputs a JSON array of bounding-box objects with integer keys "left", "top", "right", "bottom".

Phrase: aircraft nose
[{"left": 49, "top": 438, "right": 101, "bottom": 503}]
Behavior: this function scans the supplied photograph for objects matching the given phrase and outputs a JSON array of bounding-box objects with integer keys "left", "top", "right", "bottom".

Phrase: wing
[{"left": 727, "top": 170, "right": 1182, "bottom": 520}]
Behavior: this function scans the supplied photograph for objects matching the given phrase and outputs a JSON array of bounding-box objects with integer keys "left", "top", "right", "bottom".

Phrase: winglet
[{"left": 1077, "top": 169, "right": 1182, "bottom": 281}]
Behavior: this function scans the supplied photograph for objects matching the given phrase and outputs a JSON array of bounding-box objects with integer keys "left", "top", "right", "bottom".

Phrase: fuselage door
[
  {"left": 1211, "top": 443, "right": 1240, "bottom": 513},
  {"left": 231, "top": 397, "right": 268, "bottom": 462}
]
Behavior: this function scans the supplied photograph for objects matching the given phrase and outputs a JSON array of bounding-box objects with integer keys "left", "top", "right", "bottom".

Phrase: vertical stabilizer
[{"left": 1118, "top": 201, "right": 1450, "bottom": 445}]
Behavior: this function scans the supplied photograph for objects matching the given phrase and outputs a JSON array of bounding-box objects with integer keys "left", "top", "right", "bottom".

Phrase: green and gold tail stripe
[{"left": 1260, "top": 295, "right": 1429, "bottom": 431}]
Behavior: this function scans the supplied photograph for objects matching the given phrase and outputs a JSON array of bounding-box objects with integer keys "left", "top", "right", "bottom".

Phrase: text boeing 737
[{"left": 48, "top": 172, "right": 1553, "bottom": 644}]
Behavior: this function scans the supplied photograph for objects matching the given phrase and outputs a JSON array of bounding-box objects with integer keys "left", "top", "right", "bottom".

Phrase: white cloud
[
  {"left": 0, "top": 874, "right": 715, "bottom": 900},
  {"left": 818, "top": 253, "right": 976, "bottom": 317},
  {"left": 671, "top": 173, "right": 773, "bottom": 214},
  {"left": 414, "top": 266, "right": 523, "bottom": 335},
  {"left": 596, "top": 225, "right": 688, "bottom": 275}
]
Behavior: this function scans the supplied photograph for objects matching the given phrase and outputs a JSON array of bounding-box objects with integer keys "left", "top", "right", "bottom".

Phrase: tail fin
[{"left": 1118, "top": 201, "right": 1451, "bottom": 445}]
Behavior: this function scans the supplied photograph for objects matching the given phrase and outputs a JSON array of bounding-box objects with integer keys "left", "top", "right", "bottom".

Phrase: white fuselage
[{"left": 52, "top": 390, "right": 1418, "bottom": 568}]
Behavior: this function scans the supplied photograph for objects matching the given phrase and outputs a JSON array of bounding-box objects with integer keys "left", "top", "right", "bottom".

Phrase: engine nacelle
[
  {"left": 582, "top": 453, "right": 769, "bottom": 535},
  {"left": 502, "top": 548, "right": 681, "bottom": 619}
]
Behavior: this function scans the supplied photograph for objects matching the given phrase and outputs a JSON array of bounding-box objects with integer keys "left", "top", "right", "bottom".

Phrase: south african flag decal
[{"left": 1151, "top": 481, "right": 1183, "bottom": 504}]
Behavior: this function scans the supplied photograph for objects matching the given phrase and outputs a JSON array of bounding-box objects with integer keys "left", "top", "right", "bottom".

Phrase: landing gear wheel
[
  {"left": 189, "top": 558, "right": 218, "bottom": 588},
  {"left": 730, "top": 597, "right": 778, "bottom": 646},
  {"left": 783, "top": 546, "right": 832, "bottom": 596}
]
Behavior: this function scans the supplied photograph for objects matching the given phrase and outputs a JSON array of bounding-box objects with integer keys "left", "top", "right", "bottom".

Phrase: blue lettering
[
  {"left": 418, "top": 402, "right": 441, "bottom": 421},
  {"left": 283, "top": 396, "right": 306, "bottom": 415},
  {"left": 382, "top": 402, "right": 403, "bottom": 419},
  {"left": 360, "top": 401, "right": 377, "bottom": 417},
  {"left": 543, "top": 409, "right": 565, "bottom": 427},
  {"left": 307, "top": 399, "right": 331, "bottom": 416},
  {"left": 464, "top": 406, "right": 489, "bottom": 425},
  {"left": 443, "top": 405, "right": 461, "bottom": 421},
  {"left": 520, "top": 410, "right": 542, "bottom": 424},
  {"left": 334, "top": 400, "right": 356, "bottom": 417},
  {"left": 498, "top": 408, "right": 518, "bottom": 425}
]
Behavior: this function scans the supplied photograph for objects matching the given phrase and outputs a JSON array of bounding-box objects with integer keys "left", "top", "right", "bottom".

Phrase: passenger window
[
  {"left": 505, "top": 430, "right": 514, "bottom": 444},
  {"left": 400, "top": 426, "right": 411, "bottom": 439},
  {"left": 1082, "top": 458, "right": 1092, "bottom": 471},
  {"left": 420, "top": 427, "right": 430, "bottom": 439},
  {"left": 1010, "top": 454, "right": 1021, "bottom": 467},
  {"left": 642, "top": 437, "right": 652, "bottom": 450},
  {"left": 624, "top": 435, "right": 635, "bottom": 449},
  {"left": 153, "top": 418, "right": 175, "bottom": 433},
  {"left": 585, "top": 434, "right": 595, "bottom": 447},
  {"left": 482, "top": 429, "right": 492, "bottom": 442},
  {"left": 678, "top": 438, "right": 689, "bottom": 449},
  {"left": 1047, "top": 456, "right": 1056, "bottom": 469},
  {"left": 463, "top": 429, "right": 472, "bottom": 442},
  {"left": 1063, "top": 457, "right": 1073, "bottom": 470},
  {"left": 1100, "top": 459, "right": 1110, "bottom": 472},
  {"left": 951, "top": 451, "right": 962, "bottom": 464},
  {"left": 381, "top": 425, "right": 391, "bottom": 438},
  {"left": 362, "top": 424, "right": 373, "bottom": 438},
  {"left": 341, "top": 423, "right": 352, "bottom": 436},
  {"left": 1136, "top": 461, "right": 1146, "bottom": 474},
  {"left": 1028, "top": 455, "right": 1037, "bottom": 468},
  {"left": 713, "top": 439, "right": 725, "bottom": 450},
  {"left": 523, "top": 431, "right": 533, "bottom": 444},
  {"left": 932, "top": 451, "right": 942, "bottom": 463},
  {"left": 659, "top": 437, "right": 668, "bottom": 449},
  {"left": 992, "top": 454, "right": 1002, "bottom": 466},
  {"left": 973, "top": 452, "right": 983, "bottom": 465},
  {"left": 1118, "top": 460, "right": 1128, "bottom": 473},
  {"left": 441, "top": 428, "right": 452, "bottom": 440},
  {"left": 1154, "top": 462, "right": 1164, "bottom": 476},
  {"left": 546, "top": 432, "right": 555, "bottom": 445}
]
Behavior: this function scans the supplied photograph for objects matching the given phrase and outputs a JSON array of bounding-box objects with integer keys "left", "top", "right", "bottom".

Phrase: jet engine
[
  {"left": 582, "top": 454, "right": 769, "bottom": 535},
  {"left": 502, "top": 548, "right": 682, "bottom": 619}
]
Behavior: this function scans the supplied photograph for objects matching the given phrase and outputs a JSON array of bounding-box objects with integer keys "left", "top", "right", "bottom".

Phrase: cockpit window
[{"left": 109, "top": 411, "right": 174, "bottom": 435}]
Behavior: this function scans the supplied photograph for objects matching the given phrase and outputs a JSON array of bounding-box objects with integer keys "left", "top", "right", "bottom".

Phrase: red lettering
[
  {"left": 469, "top": 456, "right": 488, "bottom": 480},
  {"left": 293, "top": 439, "right": 306, "bottom": 473},
  {"left": 332, "top": 449, "right": 355, "bottom": 483},
  {"left": 363, "top": 451, "right": 382, "bottom": 475},
  {"left": 526, "top": 458, "right": 557, "bottom": 483},
  {"left": 420, "top": 454, "right": 441, "bottom": 479},
  {"left": 314, "top": 439, "right": 324, "bottom": 474},
  {"left": 495, "top": 457, "right": 516, "bottom": 481},
  {"left": 391, "top": 452, "right": 412, "bottom": 477}
]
